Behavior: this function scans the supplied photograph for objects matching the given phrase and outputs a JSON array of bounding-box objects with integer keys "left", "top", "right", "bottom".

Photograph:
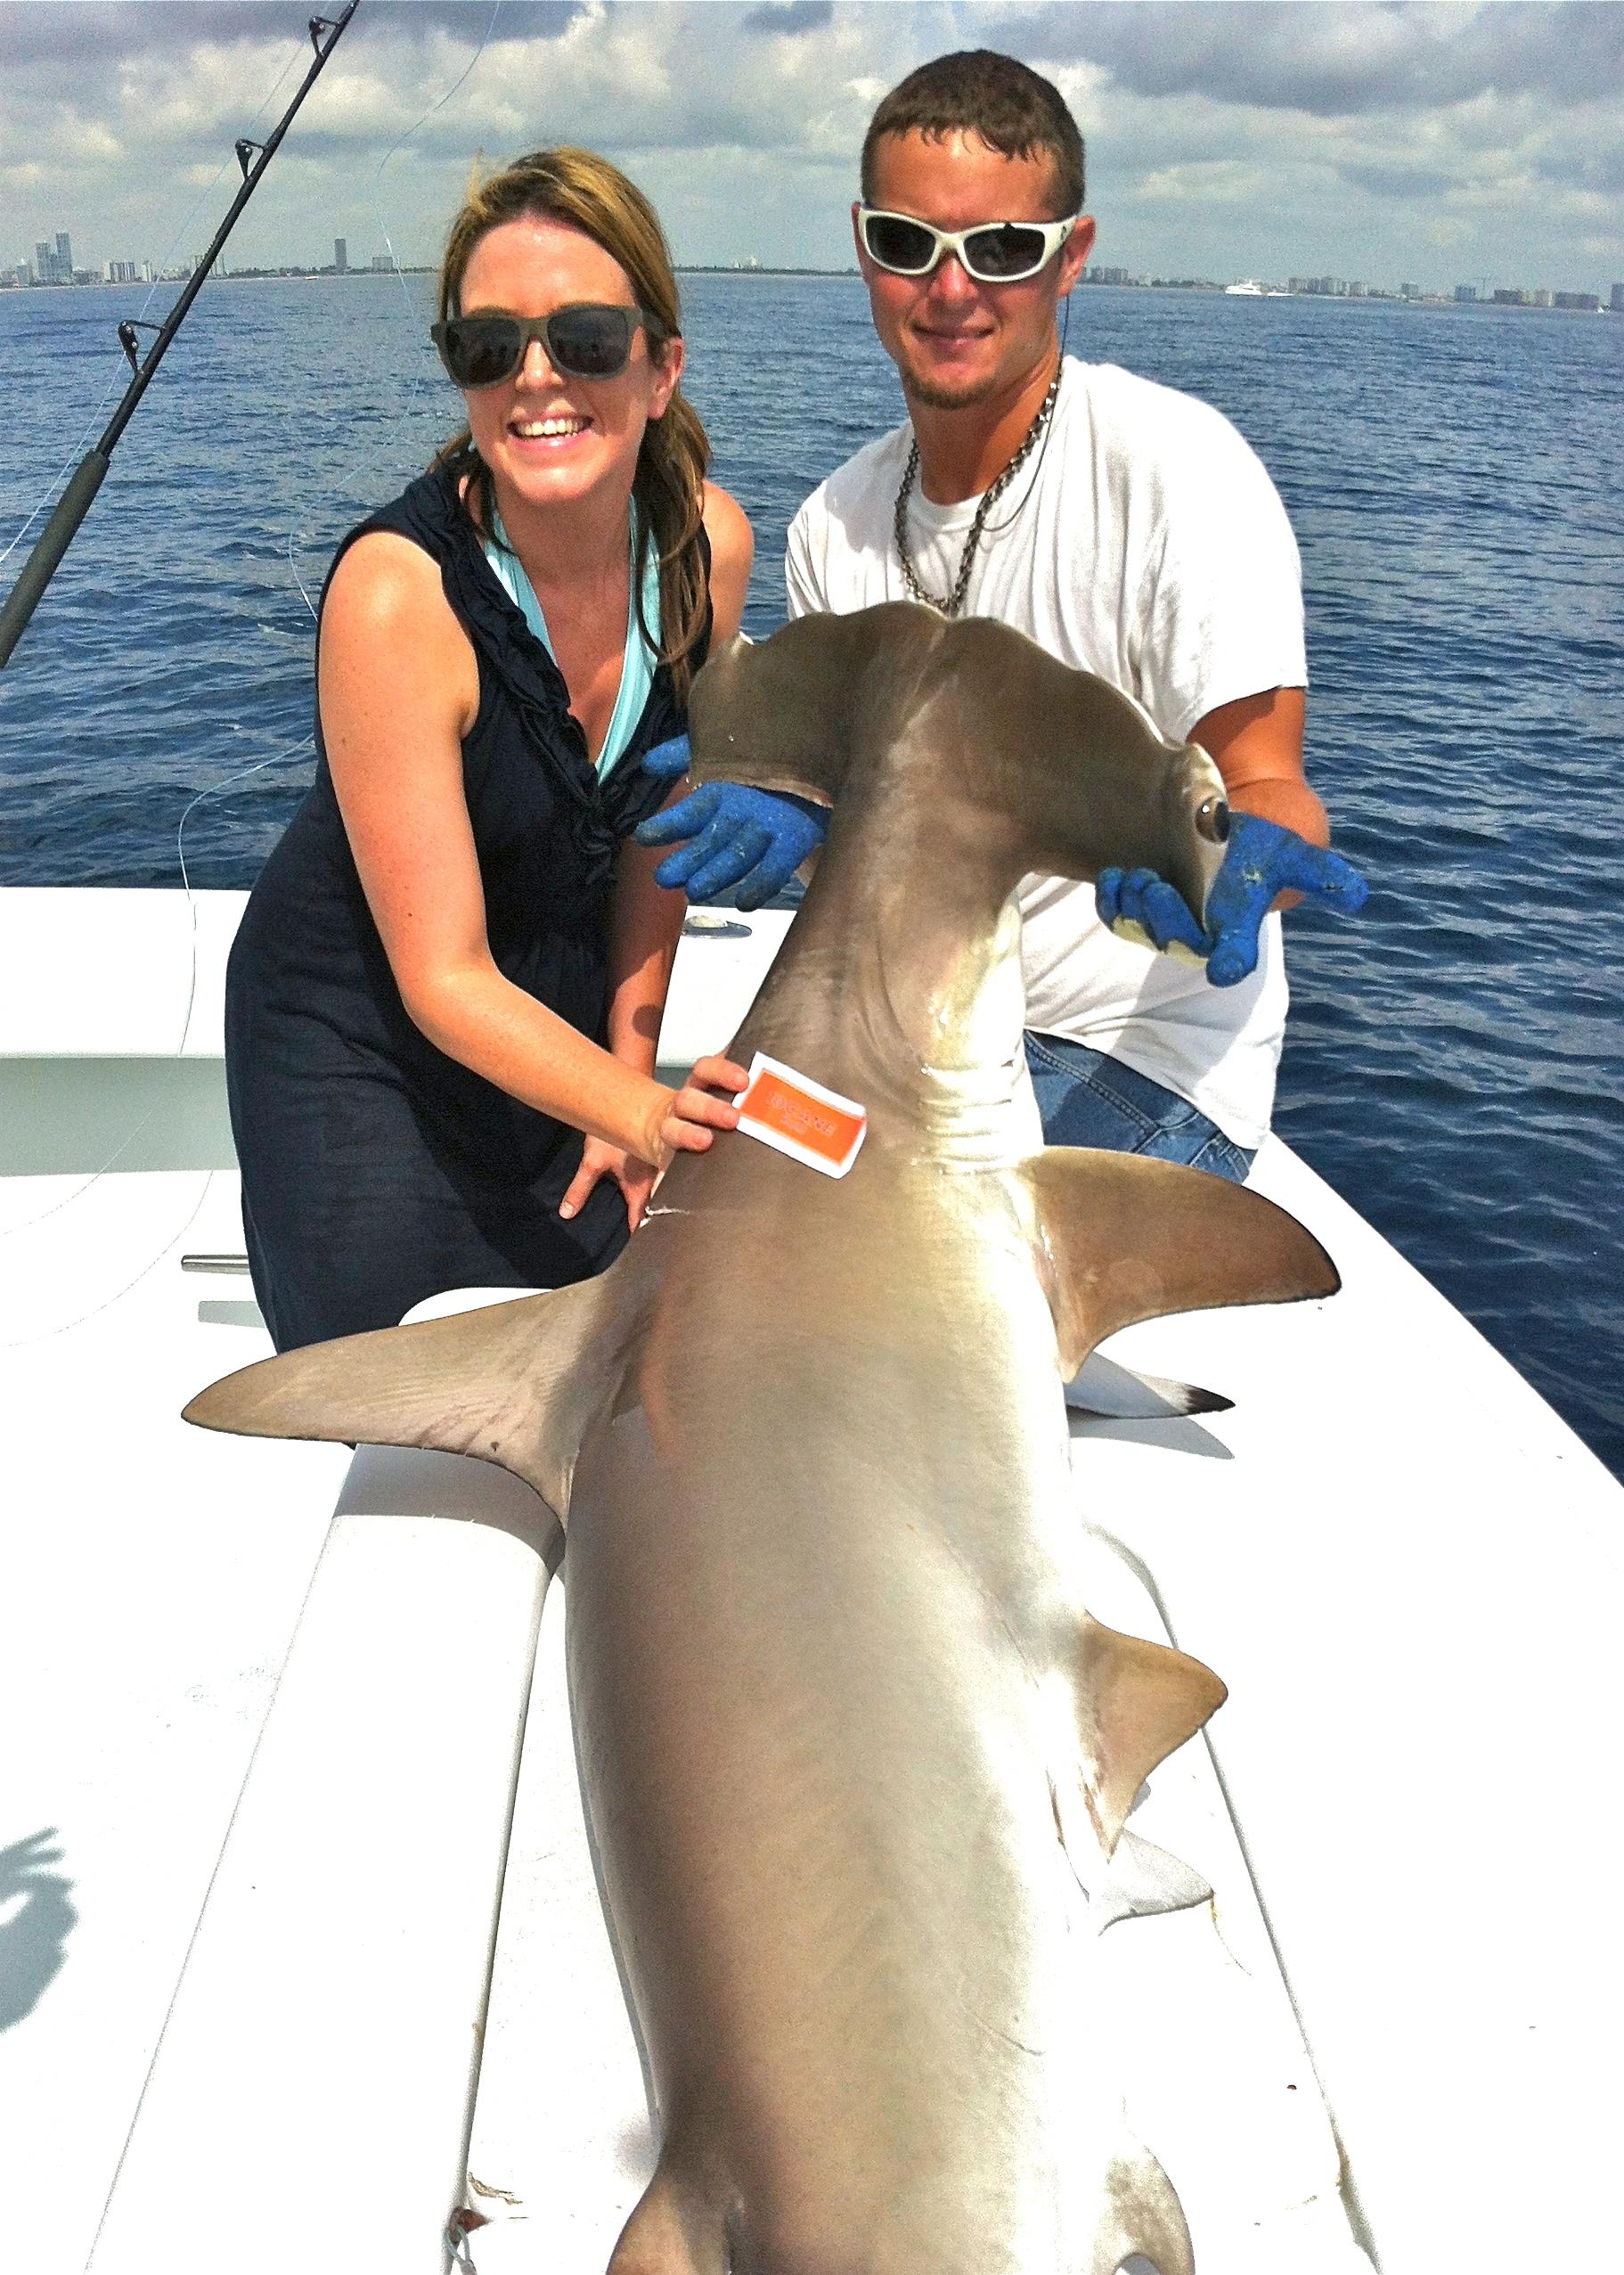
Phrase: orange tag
[{"left": 736, "top": 1052, "right": 868, "bottom": 1178}]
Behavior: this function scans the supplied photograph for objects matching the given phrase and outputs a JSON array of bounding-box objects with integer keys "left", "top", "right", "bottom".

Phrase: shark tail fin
[
  {"left": 607, "top": 2157, "right": 728, "bottom": 2275},
  {"left": 1079, "top": 1614, "right": 1228, "bottom": 1855},
  {"left": 183, "top": 1270, "right": 649, "bottom": 1526},
  {"left": 1088, "top": 2131, "right": 1196, "bottom": 2275},
  {"left": 1026, "top": 1147, "right": 1339, "bottom": 1377}
]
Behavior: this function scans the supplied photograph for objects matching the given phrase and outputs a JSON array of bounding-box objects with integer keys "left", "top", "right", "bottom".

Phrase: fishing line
[
  {"left": 0, "top": 737, "right": 314, "bottom": 1266},
  {"left": 0, "top": 37, "right": 308, "bottom": 571},
  {"left": 973, "top": 289, "right": 1074, "bottom": 544},
  {"left": 24, "top": 3, "right": 508, "bottom": 1306},
  {"left": 372, "top": 0, "right": 505, "bottom": 330},
  {"left": 15, "top": 4, "right": 530, "bottom": 1331},
  {"left": 272, "top": 0, "right": 507, "bottom": 667},
  {"left": 2, "top": 22, "right": 344, "bottom": 1308}
]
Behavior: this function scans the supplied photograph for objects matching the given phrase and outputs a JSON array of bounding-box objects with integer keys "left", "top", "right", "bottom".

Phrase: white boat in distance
[{"left": 2, "top": 884, "right": 1620, "bottom": 2274}]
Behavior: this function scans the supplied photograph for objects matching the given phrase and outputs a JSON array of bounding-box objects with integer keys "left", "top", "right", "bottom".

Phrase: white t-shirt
[{"left": 785, "top": 356, "right": 1308, "bottom": 1148}]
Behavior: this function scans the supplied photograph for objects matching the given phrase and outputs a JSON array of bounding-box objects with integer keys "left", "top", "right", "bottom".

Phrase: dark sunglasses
[
  {"left": 857, "top": 206, "right": 1078, "bottom": 285},
  {"left": 430, "top": 302, "right": 670, "bottom": 389}
]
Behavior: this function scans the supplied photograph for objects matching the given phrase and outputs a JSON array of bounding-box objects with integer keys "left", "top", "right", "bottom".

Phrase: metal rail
[{"left": 0, "top": 4, "right": 361, "bottom": 673}]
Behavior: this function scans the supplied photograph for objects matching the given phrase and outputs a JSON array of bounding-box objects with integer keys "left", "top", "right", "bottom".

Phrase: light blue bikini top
[{"left": 482, "top": 502, "right": 660, "bottom": 782}]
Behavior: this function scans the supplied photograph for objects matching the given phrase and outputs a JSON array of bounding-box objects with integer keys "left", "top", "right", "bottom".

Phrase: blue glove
[
  {"left": 1098, "top": 812, "right": 1368, "bottom": 988},
  {"left": 636, "top": 733, "right": 829, "bottom": 910}
]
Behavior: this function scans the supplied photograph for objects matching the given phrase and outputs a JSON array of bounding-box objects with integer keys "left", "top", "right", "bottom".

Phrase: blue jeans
[{"left": 1023, "top": 1033, "right": 1255, "bottom": 1185}]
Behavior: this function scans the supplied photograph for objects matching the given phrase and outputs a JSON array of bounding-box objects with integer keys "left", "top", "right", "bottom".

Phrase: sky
[{"left": 1, "top": 1, "right": 1620, "bottom": 295}]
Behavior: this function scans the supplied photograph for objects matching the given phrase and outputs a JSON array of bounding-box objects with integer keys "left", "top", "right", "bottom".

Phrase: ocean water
[{"left": 2, "top": 273, "right": 1621, "bottom": 1479}]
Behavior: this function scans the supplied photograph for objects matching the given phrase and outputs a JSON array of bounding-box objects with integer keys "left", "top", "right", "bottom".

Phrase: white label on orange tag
[{"left": 735, "top": 1052, "right": 868, "bottom": 1179}]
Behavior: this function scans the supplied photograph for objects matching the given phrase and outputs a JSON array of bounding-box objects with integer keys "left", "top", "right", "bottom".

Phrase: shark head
[{"left": 687, "top": 605, "right": 1231, "bottom": 928}]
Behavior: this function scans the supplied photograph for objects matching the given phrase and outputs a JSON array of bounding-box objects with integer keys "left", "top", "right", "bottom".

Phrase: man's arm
[
  {"left": 1191, "top": 685, "right": 1323, "bottom": 912},
  {"left": 1099, "top": 683, "right": 1365, "bottom": 985}
]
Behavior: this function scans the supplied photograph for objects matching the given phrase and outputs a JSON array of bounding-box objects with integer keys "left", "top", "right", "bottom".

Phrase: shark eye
[{"left": 1196, "top": 796, "right": 1230, "bottom": 845}]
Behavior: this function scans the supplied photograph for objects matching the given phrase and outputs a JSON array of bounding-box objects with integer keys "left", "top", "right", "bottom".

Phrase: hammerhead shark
[{"left": 186, "top": 601, "right": 1339, "bottom": 2275}]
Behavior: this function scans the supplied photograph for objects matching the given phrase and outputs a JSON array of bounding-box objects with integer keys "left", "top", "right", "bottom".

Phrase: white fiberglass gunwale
[{"left": 1, "top": 886, "right": 1619, "bottom": 2274}]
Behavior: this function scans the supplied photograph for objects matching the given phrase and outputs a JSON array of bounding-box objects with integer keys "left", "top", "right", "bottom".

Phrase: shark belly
[{"left": 563, "top": 1168, "right": 1100, "bottom": 2271}]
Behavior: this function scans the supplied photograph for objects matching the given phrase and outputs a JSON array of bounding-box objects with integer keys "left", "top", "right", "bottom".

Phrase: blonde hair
[{"left": 433, "top": 147, "right": 712, "bottom": 700}]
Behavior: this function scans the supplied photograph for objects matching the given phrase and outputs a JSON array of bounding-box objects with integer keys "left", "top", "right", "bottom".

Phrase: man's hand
[
  {"left": 636, "top": 734, "right": 829, "bottom": 910},
  {"left": 1098, "top": 812, "right": 1367, "bottom": 988}
]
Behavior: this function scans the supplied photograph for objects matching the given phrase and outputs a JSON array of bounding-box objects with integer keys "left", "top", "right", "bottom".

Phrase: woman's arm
[
  {"left": 319, "top": 531, "right": 743, "bottom": 1178},
  {"left": 563, "top": 484, "right": 756, "bottom": 1223},
  {"left": 700, "top": 479, "right": 755, "bottom": 647}
]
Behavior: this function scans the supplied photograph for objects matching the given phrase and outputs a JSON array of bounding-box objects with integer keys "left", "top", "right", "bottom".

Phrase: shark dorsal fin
[
  {"left": 1076, "top": 1614, "right": 1228, "bottom": 1854},
  {"left": 1026, "top": 1148, "right": 1340, "bottom": 1376},
  {"left": 184, "top": 1268, "right": 650, "bottom": 1526}
]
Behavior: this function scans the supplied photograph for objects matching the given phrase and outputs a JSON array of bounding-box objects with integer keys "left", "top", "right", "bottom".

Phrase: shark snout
[{"left": 1169, "top": 744, "right": 1231, "bottom": 932}]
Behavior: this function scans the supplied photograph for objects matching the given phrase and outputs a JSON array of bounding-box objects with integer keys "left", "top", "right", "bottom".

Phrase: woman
[{"left": 226, "top": 149, "right": 753, "bottom": 1352}]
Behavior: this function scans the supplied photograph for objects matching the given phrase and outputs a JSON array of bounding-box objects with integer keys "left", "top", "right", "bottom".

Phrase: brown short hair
[
  {"left": 861, "top": 50, "right": 1084, "bottom": 217},
  {"left": 432, "top": 148, "right": 711, "bottom": 699}
]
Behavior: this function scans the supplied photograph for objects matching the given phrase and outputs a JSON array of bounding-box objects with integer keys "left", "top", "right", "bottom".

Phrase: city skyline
[
  {"left": 8, "top": 211, "right": 1620, "bottom": 313},
  {"left": 2, "top": 4, "right": 1621, "bottom": 299}
]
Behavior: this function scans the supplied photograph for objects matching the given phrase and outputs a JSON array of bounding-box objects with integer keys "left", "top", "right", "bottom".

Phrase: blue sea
[{"left": 2, "top": 273, "right": 1621, "bottom": 1479}]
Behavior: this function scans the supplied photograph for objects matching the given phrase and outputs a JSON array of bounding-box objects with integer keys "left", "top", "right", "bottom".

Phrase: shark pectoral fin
[
  {"left": 183, "top": 1270, "right": 649, "bottom": 1524},
  {"left": 686, "top": 601, "right": 943, "bottom": 806},
  {"left": 1077, "top": 1613, "right": 1227, "bottom": 1854},
  {"left": 1025, "top": 1147, "right": 1340, "bottom": 1375}
]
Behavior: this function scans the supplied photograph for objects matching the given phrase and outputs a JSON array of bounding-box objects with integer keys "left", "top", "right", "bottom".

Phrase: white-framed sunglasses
[{"left": 857, "top": 206, "right": 1080, "bottom": 284}]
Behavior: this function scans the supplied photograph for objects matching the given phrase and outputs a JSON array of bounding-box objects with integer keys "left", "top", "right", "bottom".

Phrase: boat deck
[{"left": 3, "top": 889, "right": 1619, "bottom": 2273}]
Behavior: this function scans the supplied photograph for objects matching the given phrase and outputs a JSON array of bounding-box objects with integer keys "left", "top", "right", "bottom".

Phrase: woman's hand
[
  {"left": 561, "top": 1056, "right": 748, "bottom": 1227},
  {"left": 559, "top": 1136, "right": 657, "bottom": 1230},
  {"left": 637, "top": 1053, "right": 750, "bottom": 1178}
]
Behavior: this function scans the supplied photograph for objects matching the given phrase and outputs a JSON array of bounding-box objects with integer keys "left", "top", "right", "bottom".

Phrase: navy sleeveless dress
[{"left": 225, "top": 464, "right": 704, "bottom": 1352}]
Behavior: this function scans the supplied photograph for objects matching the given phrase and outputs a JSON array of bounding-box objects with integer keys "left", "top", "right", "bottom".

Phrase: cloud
[
  {"left": 740, "top": 1, "right": 835, "bottom": 34},
  {"left": 992, "top": 2, "right": 1623, "bottom": 120},
  {"left": 0, "top": 4, "right": 1619, "bottom": 289}
]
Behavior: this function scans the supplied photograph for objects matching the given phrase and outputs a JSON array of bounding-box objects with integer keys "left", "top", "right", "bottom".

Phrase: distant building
[
  {"left": 56, "top": 230, "right": 72, "bottom": 274},
  {"left": 1554, "top": 291, "right": 1600, "bottom": 312},
  {"left": 371, "top": 252, "right": 393, "bottom": 272},
  {"left": 334, "top": 237, "right": 347, "bottom": 274},
  {"left": 1532, "top": 290, "right": 1554, "bottom": 309},
  {"left": 1086, "top": 265, "right": 1132, "bottom": 285},
  {"left": 1400, "top": 282, "right": 1422, "bottom": 300},
  {"left": 1454, "top": 283, "right": 1477, "bottom": 302},
  {"left": 1612, "top": 282, "right": 1624, "bottom": 312},
  {"left": 1492, "top": 288, "right": 1527, "bottom": 306}
]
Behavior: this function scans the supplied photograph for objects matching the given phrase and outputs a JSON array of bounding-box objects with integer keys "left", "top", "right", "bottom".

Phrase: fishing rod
[{"left": 0, "top": 2, "right": 361, "bottom": 674}]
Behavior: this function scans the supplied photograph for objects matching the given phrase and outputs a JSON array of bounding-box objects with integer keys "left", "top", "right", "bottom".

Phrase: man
[{"left": 643, "top": 48, "right": 1363, "bottom": 1180}]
